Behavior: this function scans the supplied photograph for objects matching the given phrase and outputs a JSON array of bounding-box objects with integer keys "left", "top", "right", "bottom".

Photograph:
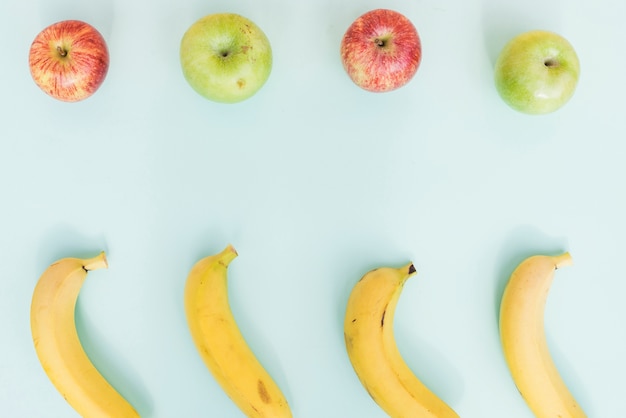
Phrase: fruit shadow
[
  {"left": 35, "top": 0, "right": 114, "bottom": 38},
  {"left": 75, "top": 302, "right": 155, "bottom": 416},
  {"left": 35, "top": 223, "right": 109, "bottom": 274},
  {"left": 398, "top": 331, "right": 465, "bottom": 408},
  {"left": 35, "top": 224, "right": 154, "bottom": 416},
  {"left": 481, "top": 0, "right": 563, "bottom": 67},
  {"left": 544, "top": 333, "right": 595, "bottom": 416}
]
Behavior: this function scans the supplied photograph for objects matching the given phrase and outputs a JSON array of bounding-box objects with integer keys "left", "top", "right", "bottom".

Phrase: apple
[
  {"left": 340, "top": 9, "right": 422, "bottom": 92},
  {"left": 29, "top": 20, "right": 109, "bottom": 102},
  {"left": 180, "top": 13, "right": 272, "bottom": 104},
  {"left": 494, "top": 30, "right": 580, "bottom": 115}
]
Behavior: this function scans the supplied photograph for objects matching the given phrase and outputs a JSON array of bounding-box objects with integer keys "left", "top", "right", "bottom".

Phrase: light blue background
[{"left": 1, "top": 0, "right": 624, "bottom": 417}]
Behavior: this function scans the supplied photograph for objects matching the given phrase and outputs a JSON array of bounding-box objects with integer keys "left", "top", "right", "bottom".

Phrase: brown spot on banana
[{"left": 258, "top": 379, "right": 271, "bottom": 404}]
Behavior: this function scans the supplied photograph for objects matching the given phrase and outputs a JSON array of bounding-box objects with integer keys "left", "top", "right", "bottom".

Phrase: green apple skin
[
  {"left": 180, "top": 13, "right": 272, "bottom": 103},
  {"left": 494, "top": 30, "right": 580, "bottom": 115}
]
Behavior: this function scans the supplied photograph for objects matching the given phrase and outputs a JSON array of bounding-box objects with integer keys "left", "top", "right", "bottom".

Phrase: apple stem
[
  {"left": 56, "top": 45, "right": 67, "bottom": 57},
  {"left": 374, "top": 38, "right": 386, "bottom": 47},
  {"left": 544, "top": 58, "right": 558, "bottom": 68}
]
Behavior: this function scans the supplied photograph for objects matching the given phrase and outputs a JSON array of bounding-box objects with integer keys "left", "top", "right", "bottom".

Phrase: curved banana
[
  {"left": 30, "top": 252, "right": 139, "bottom": 418},
  {"left": 344, "top": 263, "right": 459, "bottom": 418},
  {"left": 499, "top": 252, "right": 586, "bottom": 418},
  {"left": 184, "top": 244, "right": 292, "bottom": 418}
]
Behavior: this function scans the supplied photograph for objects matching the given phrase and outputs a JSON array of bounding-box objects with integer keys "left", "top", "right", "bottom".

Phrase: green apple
[
  {"left": 494, "top": 30, "right": 580, "bottom": 115},
  {"left": 180, "top": 13, "right": 272, "bottom": 103}
]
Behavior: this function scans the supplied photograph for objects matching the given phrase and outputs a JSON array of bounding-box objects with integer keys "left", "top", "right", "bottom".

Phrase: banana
[
  {"left": 344, "top": 263, "right": 459, "bottom": 418},
  {"left": 184, "top": 244, "right": 292, "bottom": 418},
  {"left": 30, "top": 252, "right": 139, "bottom": 418},
  {"left": 499, "top": 252, "right": 586, "bottom": 418}
]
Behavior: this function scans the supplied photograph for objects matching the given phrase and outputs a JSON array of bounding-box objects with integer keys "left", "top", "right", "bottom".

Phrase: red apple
[
  {"left": 29, "top": 20, "right": 109, "bottom": 102},
  {"left": 340, "top": 9, "right": 422, "bottom": 92}
]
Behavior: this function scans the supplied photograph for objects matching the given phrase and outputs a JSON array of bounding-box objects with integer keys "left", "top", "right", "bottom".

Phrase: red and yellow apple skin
[
  {"left": 29, "top": 20, "right": 109, "bottom": 102},
  {"left": 340, "top": 9, "right": 422, "bottom": 92}
]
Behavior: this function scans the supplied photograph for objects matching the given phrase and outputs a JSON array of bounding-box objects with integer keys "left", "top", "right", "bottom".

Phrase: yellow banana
[
  {"left": 184, "top": 244, "right": 292, "bottom": 418},
  {"left": 344, "top": 263, "right": 459, "bottom": 418},
  {"left": 30, "top": 252, "right": 139, "bottom": 418},
  {"left": 499, "top": 252, "right": 586, "bottom": 418}
]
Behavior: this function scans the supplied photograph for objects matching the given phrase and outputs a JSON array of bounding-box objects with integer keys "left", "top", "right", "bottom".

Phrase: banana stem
[
  {"left": 217, "top": 244, "right": 238, "bottom": 266},
  {"left": 553, "top": 252, "right": 573, "bottom": 269},
  {"left": 83, "top": 252, "right": 108, "bottom": 271}
]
